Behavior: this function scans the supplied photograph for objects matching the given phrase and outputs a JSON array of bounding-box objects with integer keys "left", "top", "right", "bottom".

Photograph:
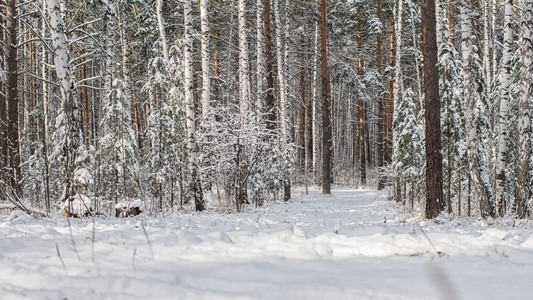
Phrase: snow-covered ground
[{"left": 1, "top": 188, "right": 533, "bottom": 300}]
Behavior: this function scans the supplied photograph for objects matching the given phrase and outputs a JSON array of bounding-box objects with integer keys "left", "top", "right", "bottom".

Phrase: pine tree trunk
[
  {"left": 6, "top": 0, "right": 21, "bottom": 195},
  {"left": 263, "top": 0, "right": 276, "bottom": 131},
  {"left": 321, "top": 0, "right": 332, "bottom": 194},
  {"left": 494, "top": 0, "right": 514, "bottom": 217},
  {"left": 514, "top": 0, "right": 533, "bottom": 218},
  {"left": 0, "top": 13, "right": 6, "bottom": 187},
  {"left": 423, "top": 0, "right": 444, "bottom": 219}
]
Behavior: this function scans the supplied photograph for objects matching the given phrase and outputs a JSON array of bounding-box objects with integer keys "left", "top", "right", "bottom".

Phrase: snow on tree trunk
[
  {"left": 312, "top": 23, "right": 319, "bottom": 183},
  {"left": 200, "top": 0, "right": 210, "bottom": 118},
  {"left": 104, "top": 5, "right": 116, "bottom": 104},
  {"left": 156, "top": 0, "right": 169, "bottom": 64},
  {"left": 239, "top": 0, "right": 250, "bottom": 120},
  {"left": 494, "top": 0, "right": 514, "bottom": 217},
  {"left": 184, "top": 0, "right": 205, "bottom": 211},
  {"left": 392, "top": 0, "right": 405, "bottom": 202},
  {"left": 461, "top": 0, "right": 495, "bottom": 218},
  {"left": 274, "top": 0, "right": 287, "bottom": 137},
  {"left": 483, "top": 0, "right": 492, "bottom": 98},
  {"left": 46, "top": 0, "right": 83, "bottom": 202},
  {"left": 514, "top": 0, "right": 533, "bottom": 218},
  {"left": 393, "top": 0, "right": 404, "bottom": 134},
  {"left": 256, "top": 0, "right": 264, "bottom": 117}
]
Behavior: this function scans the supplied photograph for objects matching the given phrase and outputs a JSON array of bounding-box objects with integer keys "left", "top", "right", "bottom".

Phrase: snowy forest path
[{"left": 0, "top": 188, "right": 533, "bottom": 299}]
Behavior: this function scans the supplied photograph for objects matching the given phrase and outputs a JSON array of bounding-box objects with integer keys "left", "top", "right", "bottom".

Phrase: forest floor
[{"left": 1, "top": 187, "right": 533, "bottom": 300}]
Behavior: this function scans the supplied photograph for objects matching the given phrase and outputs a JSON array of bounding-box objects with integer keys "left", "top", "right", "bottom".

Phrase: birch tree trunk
[
  {"left": 377, "top": 0, "right": 385, "bottom": 190},
  {"left": 461, "top": 0, "right": 495, "bottom": 218},
  {"left": 393, "top": 0, "right": 404, "bottom": 151},
  {"left": 184, "top": 0, "right": 205, "bottom": 211},
  {"left": 494, "top": 0, "right": 514, "bottom": 217},
  {"left": 201, "top": 0, "right": 210, "bottom": 118},
  {"left": 41, "top": 0, "right": 51, "bottom": 212},
  {"left": 46, "top": 0, "right": 82, "bottom": 202},
  {"left": 312, "top": 23, "right": 319, "bottom": 183},
  {"left": 514, "top": 0, "right": 533, "bottom": 218},
  {"left": 156, "top": 0, "right": 169, "bottom": 63},
  {"left": 238, "top": 0, "right": 250, "bottom": 119},
  {"left": 483, "top": 0, "right": 492, "bottom": 97},
  {"left": 256, "top": 0, "right": 264, "bottom": 117},
  {"left": 274, "top": 0, "right": 287, "bottom": 137}
]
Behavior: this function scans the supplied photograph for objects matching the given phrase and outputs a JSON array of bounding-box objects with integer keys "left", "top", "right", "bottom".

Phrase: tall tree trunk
[
  {"left": 357, "top": 17, "right": 366, "bottom": 186},
  {"left": 156, "top": 0, "right": 169, "bottom": 63},
  {"left": 377, "top": 0, "right": 385, "bottom": 191},
  {"left": 41, "top": 0, "right": 51, "bottom": 212},
  {"left": 263, "top": 0, "right": 276, "bottom": 131},
  {"left": 461, "top": 0, "right": 495, "bottom": 218},
  {"left": 0, "top": 13, "right": 6, "bottom": 187},
  {"left": 483, "top": 0, "right": 492, "bottom": 97},
  {"left": 312, "top": 22, "right": 319, "bottom": 182},
  {"left": 6, "top": 0, "right": 20, "bottom": 195},
  {"left": 274, "top": 0, "right": 287, "bottom": 136},
  {"left": 494, "top": 0, "right": 514, "bottom": 217},
  {"left": 239, "top": 0, "right": 250, "bottom": 119},
  {"left": 514, "top": 0, "right": 533, "bottom": 218},
  {"left": 184, "top": 0, "right": 205, "bottom": 211},
  {"left": 321, "top": 0, "right": 332, "bottom": 194},
  {"left": 423, "top": 0, "right": 444, "bottom": 219},
  {"left": 46, "top": 0, "right": 83, "bottom": 202},
  {"left": 200, "top": 0, "right": 210, "bottom": 118},
  {"left": 256, "top": 0, "right": 264, "bottom": 117}
]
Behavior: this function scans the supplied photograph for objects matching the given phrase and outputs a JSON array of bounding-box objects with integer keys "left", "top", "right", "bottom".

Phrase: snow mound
[{"left": 63, "top": 194, "right": 92, "bottom": 217}]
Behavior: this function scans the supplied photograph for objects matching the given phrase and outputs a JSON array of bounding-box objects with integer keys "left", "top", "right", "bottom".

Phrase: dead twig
[
  {"left": 66, "top": 217, "right": 81, "bottom": 261},
  {"left": 141, "top": 219, "right": 154, "bottom": 260},
  {"left": 56, "top": 243, "right": 68, "bottom": 275}
]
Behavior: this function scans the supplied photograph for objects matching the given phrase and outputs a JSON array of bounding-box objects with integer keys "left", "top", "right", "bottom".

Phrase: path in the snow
[{"left": 0, "top": 188, "right": 533, "bottom": 300}]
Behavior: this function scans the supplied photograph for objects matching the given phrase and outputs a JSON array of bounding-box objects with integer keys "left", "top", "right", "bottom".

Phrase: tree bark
[
  {"left": 357, "top": 17, "right": 366, "bottom": 186},
  {"left": 0, "top": 13, "right": 6, "bottom": 187},
  {"left": 321, "top": 0, "right": 332, "bottom": 194},
  {"left": 184, "top": 0, "right": 205, "bottom": 211},
  {"left": 200, "top": 0, "right": 210, "bottom": 118},
  {"left": 47, "top": 0, "right": 82, "bottom": 202},
  {"left": 494, "top": 0, "right": 514, "bottom": 217},
  {"left": 377, "top": 0, "right": 385, "bottom": 190},
  {"left": 423, "top": 0, "right": 444, "bottom": 219},
  {"left": 462, "top": 0, "right": 495, "bottom": 218},
  {"left": 6, "top": 0, "right": 21, "bottom": 195},
  {"left": 263, "top": 0, "right": 276, "bottom": 132},
  {"left": 514, "top": 0, "right": 533, "bottom": 218}
]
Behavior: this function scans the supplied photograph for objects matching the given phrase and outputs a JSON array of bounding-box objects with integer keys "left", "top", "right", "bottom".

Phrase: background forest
[{"left": 0, "top": 0, "right": 532, "bottom": 220}]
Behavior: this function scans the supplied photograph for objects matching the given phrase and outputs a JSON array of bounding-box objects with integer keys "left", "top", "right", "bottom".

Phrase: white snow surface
[{"left": 1, "top": 188, "right": 533, "bottom": 300}]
